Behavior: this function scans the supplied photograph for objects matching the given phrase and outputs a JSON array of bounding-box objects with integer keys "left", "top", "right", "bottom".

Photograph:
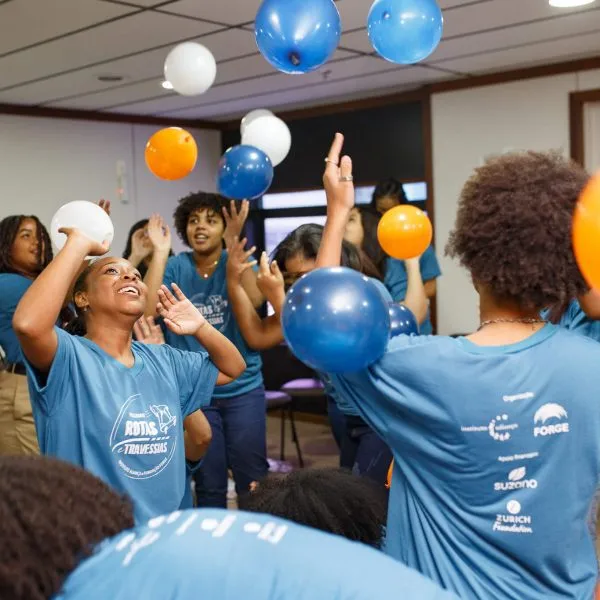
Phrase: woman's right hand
[
  {"left": 147, "top": 214, "right": 171, "bottom": 255},
  {"left": 59, "top": 227, "right": 109, "bottom": 256},
  {"left": 323, "top": 132, "right": 354, "bottom": 219},
  {"left": 130, "top": 228, "right": 152, "bottom": 264}
]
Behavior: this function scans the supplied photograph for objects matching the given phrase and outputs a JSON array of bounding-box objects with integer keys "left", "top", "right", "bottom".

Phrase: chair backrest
[{"left": 261, "top": 343, "right": 316, "bottom": 391}]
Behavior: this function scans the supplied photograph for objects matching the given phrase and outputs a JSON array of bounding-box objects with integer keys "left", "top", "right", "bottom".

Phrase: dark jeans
[
  {"left": 340, "top": 414, "right": 393, "bottom": 486},
  {"left": 194, "top": 386, "right": 268, "bottom": 508}
]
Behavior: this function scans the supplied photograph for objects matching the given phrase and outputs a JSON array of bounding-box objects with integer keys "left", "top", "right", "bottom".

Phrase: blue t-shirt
[
  {"left": 319, "top": 277, "right": 393, "bottom": 417},
  {"left": 556, "top": 300, "right": 600, "bottom": 341},
  {"left": 0, "top": 273, "right": 32, "bottom": 363},
  {"left": 164, "top": 251, "right": 263, "bottom": 399},
  {"left": 329, "top": 326, "right": 600, "bottom": 599},
  {"left": 56, "top": 508, "right": 459, "bottom": 600},
  {"left": 384, "top": 245, "right": 441, "bottom": 335},
  {"left": 25, "top": 328, "right": 219, "bottom": 524}
]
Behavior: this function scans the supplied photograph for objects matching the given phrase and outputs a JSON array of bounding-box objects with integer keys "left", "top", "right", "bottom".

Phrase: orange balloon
[
  {"left": 573, "top": 173, "right": 600, "bottom": 290},
  {"left": 145, "top": 127, "right": 197, "bottom": 180},
  {"left": 377, "top": 205, "right": 432, "bottom": 260}
]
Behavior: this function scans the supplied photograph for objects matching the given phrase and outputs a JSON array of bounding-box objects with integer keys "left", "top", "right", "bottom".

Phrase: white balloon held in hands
[
  {"left": 242, "top": 115, "right": 291, "bottom": 167},
  {"left": 164, "top": 42, "right": 217, "bottom": 96},
  {"left": 51, "top": 201, "right": 114, "bottom": 254}
]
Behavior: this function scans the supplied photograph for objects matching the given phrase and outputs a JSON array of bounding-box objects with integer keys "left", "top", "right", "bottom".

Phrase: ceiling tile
[
  {"left": 166, "top": 68, "right": 448, "bottom": 120},
  {"left": 430, "top": 6, "right": 600, "bottom": 64},
  {"left": 0, "top": 10, "right": 219, "bottom": 92},
  {"left": 441, "top": 0, "right": 599, "bottom": 39},
  {"left": 162, "top": 0, "right": 261, "bottom": 25},
  {"left": 0, "top": 28, "right": 260, "bottom": 105},
  {"left": 0, "top": 0, "right": 133, "bottom": 56},
  {"left": 437, "top": 29, "right": 600, "bottom": 75}
]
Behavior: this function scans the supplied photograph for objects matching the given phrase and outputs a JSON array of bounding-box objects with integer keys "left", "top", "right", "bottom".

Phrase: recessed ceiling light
[
  {"left": 97, "top": 74, "right": 124, "bottom": 82},
  {"left": 161, "top": 80, "right": 174, "bottom": 90},
  {"left": 549, "top": 0, "right": 595, "bottom": 7}
]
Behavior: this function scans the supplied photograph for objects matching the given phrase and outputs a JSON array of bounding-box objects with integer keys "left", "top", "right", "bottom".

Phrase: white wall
[
  {"left": 431, "top": 68, "right": 600, "bottom": 335},
  {"left": 0, "top": 115, "right": 221, "bottom": 256}
]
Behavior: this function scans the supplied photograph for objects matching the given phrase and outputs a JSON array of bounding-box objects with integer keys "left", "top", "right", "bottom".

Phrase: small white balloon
[
  {"left": 164, "top": 42, "right": 217, "bottom": 96},
  {"left": 50, "top": 201, "right": 114, "bottom": 254},
  {"left": 240, "top": 109, "right": 274, "bottom": 136},
  {"left": 242, "top": 115, "right": 292, "bottom": 167}
]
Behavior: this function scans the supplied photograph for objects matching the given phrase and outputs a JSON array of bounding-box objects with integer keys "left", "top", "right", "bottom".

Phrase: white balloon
[
  {"left": 240, "top": 109, "right": 274, "bottom": 136},
  {"left": 241, "top": 115, "right": 292, "bottom": 167},
  {"left": 164, "top": 42, "right": 217, "bottom": 96},
  {"left": 50, "top": 201, "right": 114, "bottom": 255}
]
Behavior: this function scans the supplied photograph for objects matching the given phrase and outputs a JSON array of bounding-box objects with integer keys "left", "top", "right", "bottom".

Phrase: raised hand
[
  {"left": 322, "top": 133, "right": 354, "bottom": 217},
  {"left": 256, "top": 252, "right": 284, "bottom": 305},
  {"left": 58, "top": 227, "right": 109, "bottom": 257},
  {"left": 133, "top": 315, "right": 165, "bottom": 345},
  {"left": 129, "top": 228, "right": 152, "bottom": 265},
  {"left": 147, "top": 213, "right": 171, "bottom": 254},
  {"left": 226, "top": 236, "right": 257, "bottom": 282},
  {"left": 157, "top": 283, "right": 206, "bottom": 336},
  {"left": 223, "top": 200, "right": 250, "bottom": 250}
]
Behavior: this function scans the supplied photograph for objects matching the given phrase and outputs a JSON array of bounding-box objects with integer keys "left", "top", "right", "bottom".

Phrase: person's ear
[{"left": 74, "top": 291, "right": 89, "bottom": 313}]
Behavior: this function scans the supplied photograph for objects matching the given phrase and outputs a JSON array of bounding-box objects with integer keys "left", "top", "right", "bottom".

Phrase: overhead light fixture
[
  {"left": 161, "top": 80, "right": 173, "bottom": 90},
  {"left": 549, "top": 0, "right": 595, "bottom": 7}
]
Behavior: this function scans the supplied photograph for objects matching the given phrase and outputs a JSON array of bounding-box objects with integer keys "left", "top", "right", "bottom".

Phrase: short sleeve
[
  {"left": 327, "top": 334, "right": 442, "bottom": 445},
  {"left": 23, "top": 327, "right": 75, "bottom": 416},
  {"left": 161, "top": 345, "right": 219, "bottom": 416},
  {"left": 420, "top": 246, "right": 442, "bottom": 282}
]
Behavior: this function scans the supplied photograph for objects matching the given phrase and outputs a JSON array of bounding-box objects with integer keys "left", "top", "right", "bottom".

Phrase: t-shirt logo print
[
  {"left": 110, "top": 395, "right": 178, "bottom": 480},
  {"left": 533, "top": 403, "right": 569, "bottom": 438},
  {"left": 191, "top": 293, "right": 230, "bottom": 331}
]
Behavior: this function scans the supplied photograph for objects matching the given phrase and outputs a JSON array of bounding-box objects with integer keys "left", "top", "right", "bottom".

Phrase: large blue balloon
[
  {"left": 367, "top": 0, "right": 443, "bottom": 65},
  {"left": 388, "top": 303, "right": 419, "bottom": 337},
  {"left": 281, "top": 267, "right": 390, "bottom": 373},
  {"left": 255, "top": 0, "right": 341, "bottom": 74},
  {"left": 217, "top": 145, "right": 274, "bottom": 200}
]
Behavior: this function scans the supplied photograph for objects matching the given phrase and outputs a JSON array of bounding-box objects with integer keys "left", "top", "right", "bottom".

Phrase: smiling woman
[
  {"left": 11, "top": 227, "right": 246, "bottom": 523},
  {"left": 0, "top": 214, "right": 53, "bottom": 457}
]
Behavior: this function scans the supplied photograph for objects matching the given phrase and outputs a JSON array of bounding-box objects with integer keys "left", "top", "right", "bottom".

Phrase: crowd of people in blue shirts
[{"left": 0, "top": 132, "right": 599, "bottom": 599}]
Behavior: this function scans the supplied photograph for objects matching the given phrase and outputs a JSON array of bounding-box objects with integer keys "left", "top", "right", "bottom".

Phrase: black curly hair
[
  {"left": 370, "top": 177, "right": 407, "bottom": 212},
  {"left": 173, "top": 192, "right": 228, "bottom": 247},
  {"left": 0, "top": 215, "right": 53, "bottom": 276},
  {"left": 0, "top": 455, "right": 134, "bottom": 600},
  {"left": 445, "top": 150, "right": 590, "bottom": 311},
  {"left": 272, "top": 223, "right": 381, "bottom": 285},
  {"left": 238, "top": 468, "right": 388, "bottom": 548}
]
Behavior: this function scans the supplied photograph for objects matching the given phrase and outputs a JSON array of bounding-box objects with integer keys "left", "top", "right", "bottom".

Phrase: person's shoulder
[
  {"left": 0, "top": 272, "right": 32, "bottom": 291},
  {"left": 166, "top": 252, "right": 192, "bottom": 270}
]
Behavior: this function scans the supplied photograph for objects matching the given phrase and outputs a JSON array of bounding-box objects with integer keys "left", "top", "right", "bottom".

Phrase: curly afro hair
[
  {"left": 0, "top": 456, "right": 134, "bottom": 600},
  {"left": 445, "top": 151, "right": 590, "bottom": 310},
  {"left": 238, "top": 468, "right": 388, "bottom": 548},
  {"left": 173, "top": 192, "right": 228, "bottom": 247}
]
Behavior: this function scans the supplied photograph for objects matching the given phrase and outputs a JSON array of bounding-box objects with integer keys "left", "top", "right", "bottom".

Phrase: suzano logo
[
  {"left": 494, "top": 466, "right": 538, "bottom": 491},
  {"left": 533, "top": 403, "right": 569, "bottom": 438}
]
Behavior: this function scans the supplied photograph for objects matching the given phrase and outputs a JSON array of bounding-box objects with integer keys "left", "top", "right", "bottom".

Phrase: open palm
[{"left": 157, "top": 284, "right": 206, "bottom": 336}]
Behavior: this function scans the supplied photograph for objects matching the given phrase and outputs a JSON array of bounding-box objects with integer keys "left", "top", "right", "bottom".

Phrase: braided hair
[
  {"left": 0, "top": 455, "right": 134, "bottom": 600},
  {"left": 0, "top": 215, "right": 53, "bottom": 276}
]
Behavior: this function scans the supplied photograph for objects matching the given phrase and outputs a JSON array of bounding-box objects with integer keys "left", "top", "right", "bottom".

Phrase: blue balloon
[
  {"left": 217, "top": 145, "right": 274, "bottom": 200},
  {"left": 281, "top": 267, "right": 390, "bottom": 373},
  {"left": 388, "top": 303, "right": 419, "bottom": 337},
  {"left": 367, "top": 0, "right": 443, "bottom": 65},
  {"left": 255, "top": 0, "right": 341, "bottom": 74}
]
